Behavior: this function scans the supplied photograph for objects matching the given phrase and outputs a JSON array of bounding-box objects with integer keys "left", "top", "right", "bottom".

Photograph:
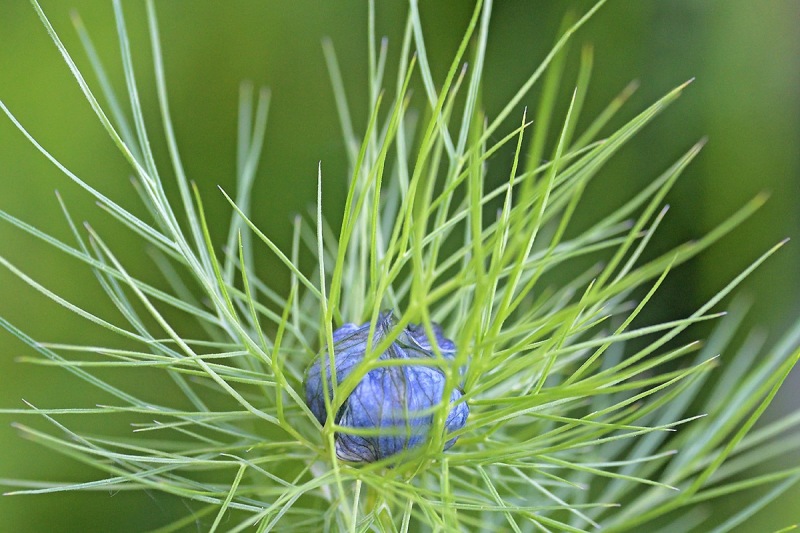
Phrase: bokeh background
[{"left": 1, "top": 1, "right": 798, "bottom": 531}]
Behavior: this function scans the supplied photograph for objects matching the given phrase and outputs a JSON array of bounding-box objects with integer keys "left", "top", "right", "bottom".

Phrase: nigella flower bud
[{"left": 304, "top": 311, "right": 469, "bottom": 463}]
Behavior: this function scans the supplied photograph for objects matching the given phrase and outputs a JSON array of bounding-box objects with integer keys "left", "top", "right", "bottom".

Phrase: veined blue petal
[
  {"left": 406, "top": 322, "right": 456, "bottom": 358},
  {"left": 335, "top": 365, "right": 467, "bottom": 462},
  {"left": 304, "top": 311, "right": 469, "bottom": 462},
  {"left": 305, "top": 312, "right": 395, "bottom": 425}
]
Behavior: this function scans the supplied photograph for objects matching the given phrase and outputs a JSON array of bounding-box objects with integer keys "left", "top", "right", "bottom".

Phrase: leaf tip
[
  {"left": 695, "top": 136, "right": 709, "bottom": 150},
  {"left": 69, "top": 8, "right": 82, "bottom": 26}
]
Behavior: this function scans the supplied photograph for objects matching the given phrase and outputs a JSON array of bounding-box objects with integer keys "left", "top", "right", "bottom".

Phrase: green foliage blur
[{"left": 1, "top": 1, "right": 797, "bottom": 531}]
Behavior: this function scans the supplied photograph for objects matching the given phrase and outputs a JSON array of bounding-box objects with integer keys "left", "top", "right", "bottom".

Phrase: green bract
[{"left": 0, "top": 0, "right": 798, "bottom": 531}]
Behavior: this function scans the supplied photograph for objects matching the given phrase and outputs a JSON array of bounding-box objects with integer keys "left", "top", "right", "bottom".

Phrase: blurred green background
[{"left": 1, "top": 1, "right": 797, "bottom": 531}]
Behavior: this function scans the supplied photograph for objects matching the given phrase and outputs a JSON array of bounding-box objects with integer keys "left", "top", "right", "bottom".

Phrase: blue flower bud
[{"left": 304, "top": 311, "right": 469, "bottom": 463}]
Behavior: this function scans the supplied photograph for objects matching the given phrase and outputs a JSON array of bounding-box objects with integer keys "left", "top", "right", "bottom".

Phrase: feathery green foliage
[{"left": 1, "top": 0, "right": 799, "bottom": 531}]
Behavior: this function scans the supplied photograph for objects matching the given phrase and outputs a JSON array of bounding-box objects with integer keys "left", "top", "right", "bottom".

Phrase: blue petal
[
  {"left": 332, "top": 322, "right": 360, "bottom": 342},
  {"left": 303, "top": 311, "right": 469, "bottom": 462},
  {"left": 406, "top": 322, "right": 456, "bottom": 358},
  {"left": 335, "top": 365, "right": 467, "bottom": 462},
  {"left": 305, "top": 312, "right": 396, "bottom": 424}
]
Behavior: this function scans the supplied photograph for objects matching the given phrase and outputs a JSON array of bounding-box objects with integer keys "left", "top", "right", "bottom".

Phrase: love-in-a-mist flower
[{"left": 304, "top": 312, "right": 469, "bottom": 462}]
